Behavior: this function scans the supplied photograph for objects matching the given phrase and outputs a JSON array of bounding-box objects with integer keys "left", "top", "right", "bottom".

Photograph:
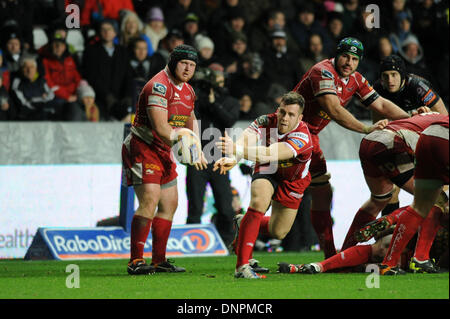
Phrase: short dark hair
[{"left": 280, "top": 91, "right": 305, "bottom": 114}]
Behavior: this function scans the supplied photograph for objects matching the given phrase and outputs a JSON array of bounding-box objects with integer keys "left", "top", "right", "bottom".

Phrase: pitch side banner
[{"left": 24, "top": 225, "right": 228, "bottom": 260}]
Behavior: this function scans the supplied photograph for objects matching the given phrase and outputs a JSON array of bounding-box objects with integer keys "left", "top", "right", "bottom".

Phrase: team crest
[
  {"left": 321, "top": 69, "right": 334, "bottom": 79},
  {"left": 152, "top": 82, "right": 167, "bottom": 96}
]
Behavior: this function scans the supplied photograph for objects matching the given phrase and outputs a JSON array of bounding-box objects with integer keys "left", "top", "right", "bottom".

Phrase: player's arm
[
  {"left": 317, "top": 94, "right": 386, "bottom": 134},
  {"left": 430, "top": 98, "right": 448, "bottom": 115},
  {"left": 368, "top": 97, "right": 410, "bottom": 121},
  {"left": 147, "top": 107, "right": 176, "bottom": 146}
]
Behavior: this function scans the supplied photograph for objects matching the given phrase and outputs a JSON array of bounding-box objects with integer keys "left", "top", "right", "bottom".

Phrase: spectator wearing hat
[
  {"left": 194, "top": 34, "right": 218, "bottom": 68},
  {"left": 148, "top": 29, "right": 185, "bottom": 78},
  {"left": 212, "top": 6, "right": 249, "bottom": 57},
  {"left": 389, "top": 11, "right": 414, "bottom": 54},
  {"left": 228, "top": 52, "right": 271, "bottom": 120},
  {"left": 183, "top": 13, "right": 202, "bottom": 47},
  {"left": 1, "top": 30, "right": 28, "bottom": 75},
  {"left": 0, "top": 69, "right": 15, "bottom": 121},
  {"left": 248, "top": 9, "right": 299, "bottom": 55},
  {"left": 288, "top": 4, "right": 333, "bottom": 55},
  {"left": 41, "top": 34, "right": 86, "bottom": 121},
  {"left": 341, "top": 0, "right": 360, "bottom": 36},
  {"left": 10, "top": 54, "right": 60, "bottom": 121},
  {"left": 163, "top": 0, "right": 205, "bottom": 30},
  {"left": 260, "top": 27, "right": 301, "bottom": 91},
  {"left": 143, "top": 7, "right": 168, "bottom": 52},
  {"left": 77, "top": 80, "right": 100, "bottom": 122},
  {"left": 218, "top": 31, "right": 249, "bottom": 76},
  {"left": 208, "top": 0, "right": 247, "bottom": 34},
  {"left": 82, "top": 19, "right": 134, "bottom": 121},
  {"left": 398, "top": 34, "right": 433, "bottom": 82},
  {"left": 120, "top": 10, "right": 154, "bottom": 57},
  {"left": 0, "top": 0, "right": 34, "bottom": 51}
]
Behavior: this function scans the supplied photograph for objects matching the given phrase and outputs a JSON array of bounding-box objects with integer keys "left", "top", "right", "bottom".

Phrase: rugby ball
[{"left": 173, "top": 128, "right": 202, "bottom": 165}]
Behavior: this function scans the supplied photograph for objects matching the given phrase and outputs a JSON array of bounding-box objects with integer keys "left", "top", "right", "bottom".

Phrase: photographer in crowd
[{"left": 186, "top": 66, "right": 240, "bottom": 246}]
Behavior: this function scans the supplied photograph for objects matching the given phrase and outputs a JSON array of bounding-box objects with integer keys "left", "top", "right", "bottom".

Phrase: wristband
[{"left": 362, "top": 126, "right": 371, "bottom": 134}]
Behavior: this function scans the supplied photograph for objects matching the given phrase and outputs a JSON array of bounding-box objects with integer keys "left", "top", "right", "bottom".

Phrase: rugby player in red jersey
[
  {"left": 293, "top": 37, "right": 410, "bottom": 258},
  {"left": 377, "top": 117, "right": 449, "bottom": 275},
  {"left": 213, "top": 91, "right": 313, "bottom": 278},
  {"left": 339, "top": 113, "right": 448, "bottom": 274},
  {"left": 122, "top": 44, "right": 208, "bottom": 275}
]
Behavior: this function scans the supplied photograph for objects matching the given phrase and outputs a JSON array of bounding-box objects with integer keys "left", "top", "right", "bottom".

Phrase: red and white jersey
[
  {"left": 293, "top": 58, "right": 379, "bottom": 135},
  {"left": 383, "top": 113, "right": 449, "bottom": 153},
  {"left": 247, "top": 113, "right": 313, "bottom": 182},
  {"left": 131, "top": 68, "right": 196, "bottom": 151}
]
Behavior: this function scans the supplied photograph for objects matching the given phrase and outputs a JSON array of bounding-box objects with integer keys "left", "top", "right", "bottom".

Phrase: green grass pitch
[{"left": 0, "top": 251, "right": 448, "bottom": 299}]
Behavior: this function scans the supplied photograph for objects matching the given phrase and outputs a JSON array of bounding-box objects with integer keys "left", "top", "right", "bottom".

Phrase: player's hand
[
  {"left": 213, "top": 157, "right": 237, "bottom": 175},
  {"left": 216, "top": 131, "right": 235, "bottom": 156},
  {"left": 412, "top": 106, "right": 431, "bottom": 115},
  {"left": 194, "top": 151, "right": 208, "bottom": 170},
  {"left": 366, "top": 119, "right": 389, "bottom": 134}
]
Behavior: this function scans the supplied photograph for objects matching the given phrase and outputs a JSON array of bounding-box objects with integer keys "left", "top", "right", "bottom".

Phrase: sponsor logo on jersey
[
  {"left": 279, "top": 159, "right": 294, "bottom": 168},
  {"left": 145, "top": 169, "right": 154, "bottom": 175},
  {"left": 318, "top": 110, "right": 331, "bottom": 120},
  {"left": 152, "top": 82, "right": 167, "bottom": 96},
  {"left": 422, "top": 90, "right": 436, "bottom": 105},
  {"left": 145, "top": 163, "right": 161, "bottom": 171},
  {"left": 319, "top": 79, "right": 335, "bottom": 90},
  {"left": 148, "top": 96, "right": 168, "bottom": 108},
  {"left": 289, "top": 192, "right": 303, "bottom": 199},
  {"left": 287, "top": 138, "right": 305, "bottom": 150},
  {"left": 321, "top": 69, "right": 334, "bottom": 79},
  {"left": 288, "top": 132, "right": 310, "bottom": 143},
  {"left": 168, "top": 114, "right": 190, "bottom": 127}
]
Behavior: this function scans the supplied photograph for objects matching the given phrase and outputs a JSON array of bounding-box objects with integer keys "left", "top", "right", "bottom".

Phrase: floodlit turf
[{"left": 0, "top": 251, "right": 448, "bottom": 299}]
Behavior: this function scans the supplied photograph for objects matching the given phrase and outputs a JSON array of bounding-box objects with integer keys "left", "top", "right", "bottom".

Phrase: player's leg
[
  {"left": 128, "top": 183, "right": 161, "bottom": 274},
  {"left": 341, "top": 175, "right": 394, "bottom": 250},
  {"left": 151, "top": 181, "right": 186, "bottom": 272},
  {"left": 235, "top": 178, "right": 273, "bottom": 278},
  {"left": 268, "top": 200, "right": 298, "bottom": 240}
]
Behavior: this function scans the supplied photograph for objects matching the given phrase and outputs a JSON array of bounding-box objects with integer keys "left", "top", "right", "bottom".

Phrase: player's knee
[
  {"left": 271, "top": 228, "right": 289, "bottom": 240},
  {"left": 310, "top": 172, "right": 331, "bottom": 188}
]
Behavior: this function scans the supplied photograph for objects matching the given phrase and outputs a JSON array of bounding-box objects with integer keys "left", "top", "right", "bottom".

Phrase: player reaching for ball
[
  {"left": 122, "top": 44, "right": 208, "bottom": 275},
  {"left": 214, "top": 91, "right": 313, "bottom": 279},
  {"left": 292, "top": 37, "right": 410, "bottom": 259}
]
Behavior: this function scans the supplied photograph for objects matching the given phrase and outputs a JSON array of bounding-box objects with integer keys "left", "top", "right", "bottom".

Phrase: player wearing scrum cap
[
  {"left": 292, "top": 37, "right": 410, "bottom": 259},
  {"left": 370, "top": 55, "right": 448, "bottom": 218},
  {"left": 122, "top": 44, "right": 207, "bottom": 275}
]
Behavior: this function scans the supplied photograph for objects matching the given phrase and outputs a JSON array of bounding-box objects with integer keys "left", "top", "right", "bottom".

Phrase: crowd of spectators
[{"left": 0, "top": 0, "right": 448, "bottom": 122}]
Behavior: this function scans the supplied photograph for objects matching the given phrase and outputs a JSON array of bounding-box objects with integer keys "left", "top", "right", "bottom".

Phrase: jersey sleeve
[
  {"left": 415, "top": 78, "right": 440, "bottom": 108},
  {"left": 310, "top": 66, "right": 338, "bottom": 97},
  {"left": 356, "top": 75, "right": 380, "bottom": 107},
  {"left": 247, "top": 114, "right": 271, "bottom": 137},
  {"left": 284, "top": 130, "right": 312, "bottom": 157},
  {"left": 146, "top": 81, "right": 169, "bottom": 110}
]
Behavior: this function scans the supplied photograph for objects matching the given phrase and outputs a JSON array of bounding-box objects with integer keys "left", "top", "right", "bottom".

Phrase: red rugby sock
[
  {"left": 236, "top": 207, "right": 264, "bottom": 269},
  {"left": 341, "top": 208, "right": 377, "bottom": 250},
  {"left": 259, "top": 216, "right": 271, "bottom": 237},
  {"left": 130, "top": 215, "right": 152, "bottom": 261},
  {"left": 319, "top": 244, "right": 372, "bottom": 272},
  {"left": 310, "top": 210, "right": 336, "bottom": 259},
  {"left": 151, "top": 217, "right": 172, "bottom": 264},
  {"left": 414, "top": 206, "right": 442, "bottom": 261},
  {"left": 383, "top": 206, "right": 424, "bottom": 267}
]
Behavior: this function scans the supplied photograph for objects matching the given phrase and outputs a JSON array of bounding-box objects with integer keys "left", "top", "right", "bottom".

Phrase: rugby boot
[
  {"left": 127, "top": 259, "right": 155, "bottom": 275},
  {"left": 355, "top": 214, "right": 395, "bottom": 242},
  {"left": 409, "top": 258, "right": 440, "bottom": 273},
  {"left": 152, "top": 259, "right": 186, "bottom": 272}
]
